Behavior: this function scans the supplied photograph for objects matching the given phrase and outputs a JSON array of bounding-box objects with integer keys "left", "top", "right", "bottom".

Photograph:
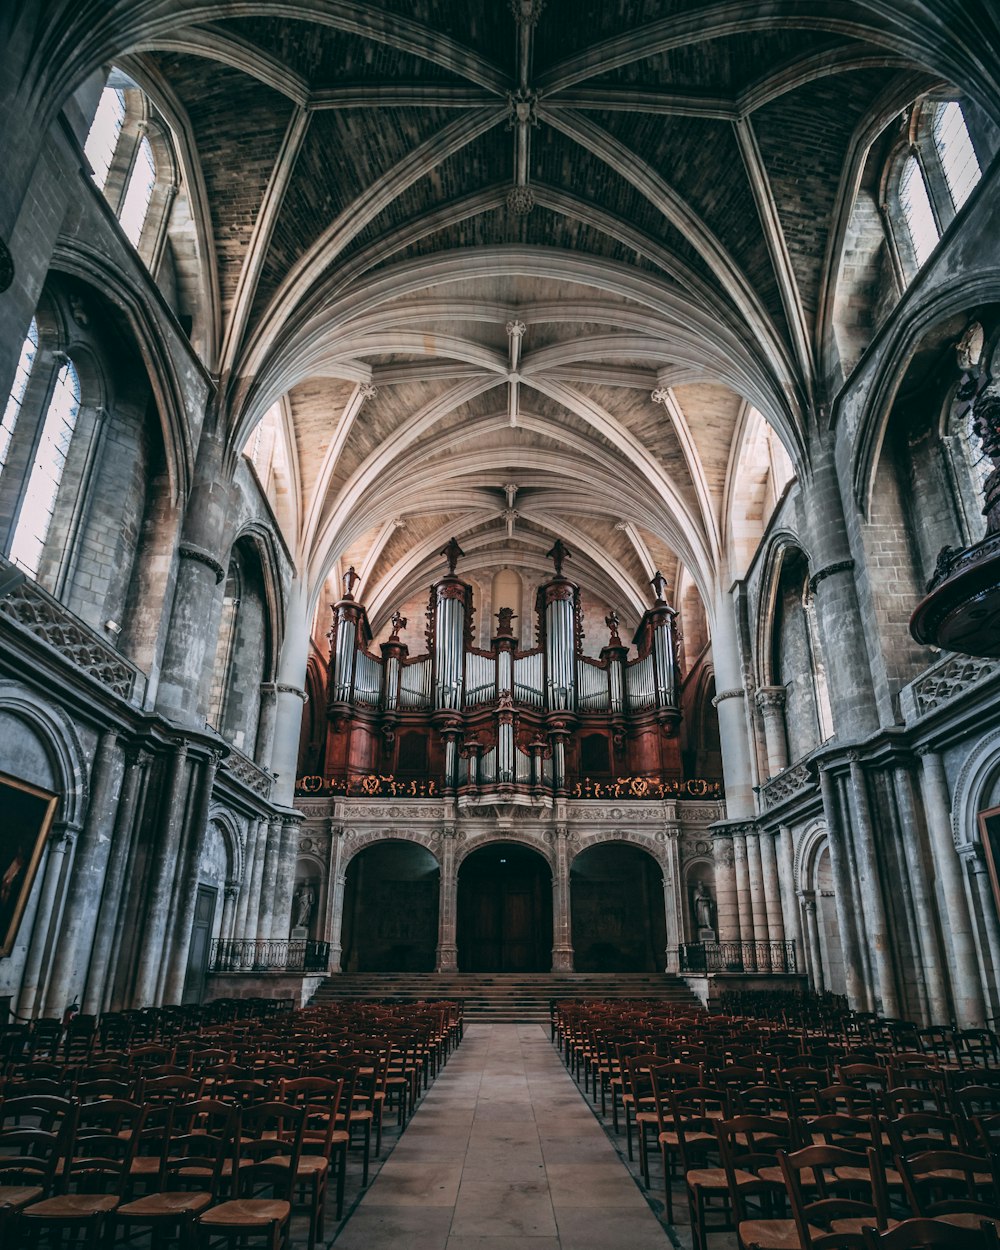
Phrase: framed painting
[
  {"left": 978, "top": 805, "right": 1000, "bottom": 924},
  {"left": 0, "top": 772, "right": 58, "bottom": 958}
]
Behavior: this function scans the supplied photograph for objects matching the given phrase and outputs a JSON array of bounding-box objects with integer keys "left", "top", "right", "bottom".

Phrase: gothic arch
[
  {"left": 206, "top": 806, "right": 244, "bottom": 885},
  {"left": 795, "top": 819, "right": 830, "bottom": 892},
  {"left": 573, "top": 830, "right": 667, "bottom": 867},
  {"left": 455, "top": 828, "right": 554, "bottom": 869},
  {"left": 754, "top": 531, "right": 813, "bottom": 688},
  {"left": 342, "top": 829, "right": 442, "bottom": 868},
  {"left": 951, "top": 727, "right": 1000, "bottom": 851},
  {"left": 0, "top": 682, "right": 88, "bottom": 827}
]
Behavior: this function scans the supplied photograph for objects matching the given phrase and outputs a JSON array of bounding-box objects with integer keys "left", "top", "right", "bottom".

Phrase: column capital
[{"left": 755, "top": 685, "right": 786, "bottom": 711}]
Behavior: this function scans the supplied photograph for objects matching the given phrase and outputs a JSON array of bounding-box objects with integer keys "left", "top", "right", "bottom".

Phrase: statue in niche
[
  {"left": 293, "top": 884, "right": 315, "bottom": 930},
  {"left": 692, "top": 880, "right": 716, "bottom": 937}
]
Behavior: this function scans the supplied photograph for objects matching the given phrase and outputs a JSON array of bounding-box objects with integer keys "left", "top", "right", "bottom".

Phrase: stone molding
[
  {"left": 178, "top": 542, "right": 225, "bottom": 584},
  {"left": 712, "top": 688, "right": 745, "bottom": 706},
  {"left": 808, "top": 559, "right": 855, "bottom": 595}
]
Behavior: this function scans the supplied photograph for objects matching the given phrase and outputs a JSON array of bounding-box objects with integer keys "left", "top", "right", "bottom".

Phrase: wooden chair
[
  {"left": 197, "top": 1102, "right": 305, "bottom": 1250},
  {"left": 279, "top": 1076, "right": 350, "bottom": 1243},
  {"left": 778, "top": 1143, "right": 894, "bottom": 1249},
  {"left": 713, "top": 1114, "right": 799, "bottom": 1250},
  {"left": 896, "top": 1148, "right": 1000, "bottom": 1232},
  {"left": 20, "top": 1099, "right": 145, "bottom": 1249},
  {"left": 115, "top": 1100, "right": 235, "bottom": 1243}
]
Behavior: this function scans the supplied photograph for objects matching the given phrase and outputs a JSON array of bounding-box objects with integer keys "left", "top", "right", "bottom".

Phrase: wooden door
[
  {"left": 458, "top": 850, "right": 551, "bottom": 972},
  {"left": 182, "top": 885, "right": 217, "bottom": 1005}
]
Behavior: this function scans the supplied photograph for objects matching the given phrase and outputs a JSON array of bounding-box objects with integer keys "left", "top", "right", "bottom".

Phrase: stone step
[{"left": 310, "top": 971, "right": 701, "bottom": 1019}]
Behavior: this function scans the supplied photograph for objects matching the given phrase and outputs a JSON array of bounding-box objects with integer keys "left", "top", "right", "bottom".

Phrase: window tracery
[{"left": 0, "top": 319, "right": 38, "bottom": 474}]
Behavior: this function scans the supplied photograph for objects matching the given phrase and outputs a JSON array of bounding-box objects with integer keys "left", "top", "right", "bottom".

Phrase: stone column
[
  {"left": 802, "top": 446, "right": 879, "bottom": 739},
  {"left": 892, "top": 766, "right": 949, "bottom": 1024},
  {"left": 776, "top": 824, "right": 803, "bottom": 959},
  {"left": 220, "top": 883, "right": 239, "bottom": 944},
  {"left": 755, "top": 687, "right": 789, "bottom": 778},
  {"left": 551, "top": 827, "right": 574, "bottom": 971},
  {"left": 241, "top": 819, "right": 269, "bottom": 948},
  {"left": 818, "top": 765, "right": 868, "bottom": 1009},
  {"left": 759, "top": 830, "right": 786, "bottom": 952},
  {"left": 661, "top": 823, "right": 684, "bottom": 970},
  {"left": 133, "top": 742, "right": 190, "bottom": 1006},
  {"left": 732, "top": 827, "right": 754, "bottom": 968},
  {"left": 712, "top": 828, "right": 740, "bottom": 943},
  {"left": 847, "top": 755, "right": 899, "bottom": 1017},
  {"left": 435, "top": 828, "right": 459, "bottom": 972},
  {"left": 801, "top": 893, "right": 825, "bottom": 992},
  {"left": 17, "top": 823, "right": 77, "bottom": 1017},
  {"left": 43, "top": 730, "right": 121, "bottom": 1014},
  {"left": 160, "top": 750, "right": 221, "bottom": 1005},
  {"left": 745, "top": 831, "right": 770, "bottom": 971},
  {"left": 918, "top": 747, "right": 987, "bottom": 1028},
  {"left": 712, "top": 582, "right": 755, "bottom": 817},
  {"left": 155, "top": 433, "right": 230, "bottom": 727},
  {"left": 270, "top": 578, "right": 311, "bottom": 807},
  {"left": 966, "top": 844, "right": 1000, "bottom": 1020},
  {"left": 255, "top": 820, "right": 283, "bottom": 941},
  {"left": 233, "top": 818, "right": 261, "bottom": 944},
  {"left": 254, "top": 683, "right": 278, "bottom": 768},
  {"left": 327, "top": 824, "right": 351, "bottom": 973},
  {"left": 82, "top": 747, "right": 148, "bottom": 1014},
  {"left": 269, "top": 816, "right": 301, "bottom": 940}
]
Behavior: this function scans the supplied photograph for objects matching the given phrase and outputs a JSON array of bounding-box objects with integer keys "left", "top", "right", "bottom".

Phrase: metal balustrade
[
  {"left": 677, "top": 940, "right": 797, "bottom": 974},
  {"left": 209, "top": 938, "right": 330, "bottom": 973}
]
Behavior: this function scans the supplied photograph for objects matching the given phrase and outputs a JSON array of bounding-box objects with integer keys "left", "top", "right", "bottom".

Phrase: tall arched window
[
  {"left": 933, "top": 101, "right": 981, "bottom": 210},
  {"left": 898, "top": 155, "right": 938, "bottom": 268},
  {"left": 0, "top": 318, "right": 38, "bottom": 473},
  {"left": 10, "top": 359, "right": 82, "bottom": 577},
  {"left": 887, "top": 98, "right": 984, "bottom": 283},
  {"left": 119, "top": 135, "right": 156, "bottom": 247},
  {"left": 83, "top": 87, "right": 125, "bottom": 191}
]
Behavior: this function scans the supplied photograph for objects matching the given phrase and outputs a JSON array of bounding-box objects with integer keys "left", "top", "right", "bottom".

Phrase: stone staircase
[{"left": 310, "top": 972, "right": 700, "bottom": 1023}]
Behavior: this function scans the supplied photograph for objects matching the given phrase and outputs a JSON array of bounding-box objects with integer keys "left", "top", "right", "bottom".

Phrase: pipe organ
[{"left": 322, "top": 538, "right": 687, "bottom": 801}]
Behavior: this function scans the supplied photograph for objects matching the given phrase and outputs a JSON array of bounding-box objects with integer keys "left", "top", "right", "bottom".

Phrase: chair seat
[
  {"left": 117, "top": 1192, "right": 213, "bottom": 1217},
  {"left": 23, "top": 1195, "right": 120, "bottom": 1218},
  {"left": 936, "top": 1214, "right": 1000, "bottom": 1232},
  {"left": 0, "top": 1185, "right": 43, "bottom": 1210},
  {"left": 130, "top": 1156, "right": 162, "bottom": 1176},
  {"left": 659, "top": 1130, "right": 714, "bottom": 1146},
  {"left": 688, "top": 1166, "right": 756, "bottom": 1191},
  {"left": 199, "top": 1199, "right": 291, "bottom": 1227},
  {"left": 271, "top": 1155, "right": 329, "bottom": 1178},
  {"left": 835, "top": 1165, "right": 903, "bottom": 1187},
  {"left": 738, "top": 1216, "right": 800, "bottom": 1249},
  {"left": 759, "top": 1165, "right": 816, "bottom": 1188}
]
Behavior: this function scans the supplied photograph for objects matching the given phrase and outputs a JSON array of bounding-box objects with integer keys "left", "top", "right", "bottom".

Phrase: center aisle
[{"left": 333, "top": 1022, "right": 671, "bottom": 1249}]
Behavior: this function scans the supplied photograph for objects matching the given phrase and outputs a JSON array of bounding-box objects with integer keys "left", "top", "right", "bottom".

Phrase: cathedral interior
[{"left": 2, "top": 2, "right": 1000, "bottom": 1246}]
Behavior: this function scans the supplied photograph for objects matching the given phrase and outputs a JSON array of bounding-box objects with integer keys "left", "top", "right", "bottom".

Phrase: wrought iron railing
[
  {"left": 209, "top": 939, "right": 330, "bottom": 974},
  {"left": 678, "top": 940, "right": 797, "bottom": 975}
]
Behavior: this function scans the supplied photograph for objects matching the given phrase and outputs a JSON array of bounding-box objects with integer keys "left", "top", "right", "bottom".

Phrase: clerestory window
[
  {"left": 9, "top": 359, "right": 81, "bottom": 577},
  {"left": 0, "top": 318, "right": 38, "bottom": 474}
]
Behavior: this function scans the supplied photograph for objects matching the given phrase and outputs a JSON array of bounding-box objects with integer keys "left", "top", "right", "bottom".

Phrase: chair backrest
[
  {"left": 862, "top": 1216, "right": 1000, "bottom": 1248},
  {"left": 233, "top": 1102, "right": 305, "bottom": 1200},
  {"left": 886, "top": 1112, "right": 964, "bottom": 1159},
  {"left": 779, "top": 1143, "right": 889, "bottom": 1250},
  {"left": 143, "top": 1074, "right": 202, "bottom": 1104},
  {"left": 161, "top": 1101, "right": 236, "bottom": 1197},
  {"left": 716, "top": 1113, "right": 797, "bottom": 1217},
  {"left": 64, "top": 1099, "right": 145, "bottom": 1194},
  {"left": 0, "top": 1118, "right": 69, "bottom": 1192},
  {"left": 896, "top": 1148, "right": 1000, "bottom": 1217}
]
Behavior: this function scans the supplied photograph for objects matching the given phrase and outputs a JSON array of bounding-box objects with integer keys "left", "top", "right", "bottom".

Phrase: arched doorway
[
  {"left": 457, "top": 843, "right": 552, "bottom": 972},
  {"left": 813, "top": 844, "right": 846, "bottom": 996},
  {"left": 571, "top": 843, "right": 666, "bottom": 971},
  {"left": 341, "top": 841, "right": 439, "bottom": 972}
]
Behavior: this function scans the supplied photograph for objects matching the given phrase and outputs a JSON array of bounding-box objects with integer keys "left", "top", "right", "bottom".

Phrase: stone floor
[{"left": 330, "top": 1022, "right": 675, "bottom": 1249}]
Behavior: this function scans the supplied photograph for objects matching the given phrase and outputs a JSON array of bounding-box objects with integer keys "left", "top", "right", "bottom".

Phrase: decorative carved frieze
[
  {"left": 0, "top": 568, "right": 142, "bottom": 702},
  {"left": 910, "top": 654, "right": 1000, "bottom": 714},
  {"left": 178, "top": 542, "right": 225, "bottom": 584},
  {"left": 760, "top": 761, "right": 814, "bottom": 810},
  {"left": 220, "top": 748, "right": 273, "bottom": 799}
]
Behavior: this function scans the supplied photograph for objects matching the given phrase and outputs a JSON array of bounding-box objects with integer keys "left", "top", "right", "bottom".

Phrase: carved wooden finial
[
  {"left": 547, "top": 538, "right": 570, "bottom": 576},
  {"left": 440, "top": 537, "right": 465, "bottom": 576},
  {"left": 390, "top": 609, "right": 406, "bottom": 639},
  {"left": 605, "top": 610, "right": 621, "bottom": 645},
  {"left": 342, "top": 566, "right": 359, "bottom": 600},
  {"left": 496, "top": 606, "right": 517, "bottom": 636}
]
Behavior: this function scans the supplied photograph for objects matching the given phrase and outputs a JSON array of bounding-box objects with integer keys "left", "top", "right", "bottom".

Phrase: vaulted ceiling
[{"left": 35, "top": 0, "right": 997, "bottom": 637}]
